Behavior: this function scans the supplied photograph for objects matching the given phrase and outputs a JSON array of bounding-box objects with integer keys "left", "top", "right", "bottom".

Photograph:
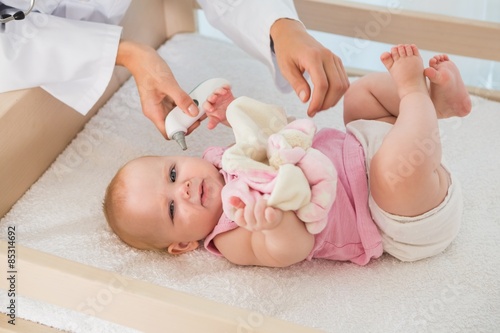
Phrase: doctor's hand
[
  {"left": 270, "top": 19, "right": 350, "bottom": 117},
  {"left": 116, "top": 40, "right": 202, "bottom": 138}
]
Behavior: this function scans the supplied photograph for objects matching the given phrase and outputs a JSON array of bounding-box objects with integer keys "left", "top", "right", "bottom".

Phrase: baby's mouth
[{"left": 200, "top": 180, "right": 205, "bottom": 206}]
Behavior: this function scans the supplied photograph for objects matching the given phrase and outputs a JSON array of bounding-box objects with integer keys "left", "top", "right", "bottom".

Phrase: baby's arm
[{"left": 213, "top": 197, "right": 315, "bottom": 267}]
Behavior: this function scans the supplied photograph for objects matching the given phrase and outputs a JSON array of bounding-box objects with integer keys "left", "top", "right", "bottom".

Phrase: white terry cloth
[{"left": 1, "top": 34, "right": 500, "bottom": 332}]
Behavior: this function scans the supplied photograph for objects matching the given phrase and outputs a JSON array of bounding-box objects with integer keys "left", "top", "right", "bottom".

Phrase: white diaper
[{"left": 347, "top": 120, "right": 463, "bottom": 261}]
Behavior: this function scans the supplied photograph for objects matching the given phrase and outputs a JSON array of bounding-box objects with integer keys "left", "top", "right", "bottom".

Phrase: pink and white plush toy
[{"left": 221, "top": 97, "right": 337, "bottom": 234}]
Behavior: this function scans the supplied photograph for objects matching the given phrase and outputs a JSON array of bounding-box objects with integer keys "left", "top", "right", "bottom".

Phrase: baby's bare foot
[
  {"left": 380, "top": 44, "right": 428, "bottom": 99},
  {"left": 203, "top": 85, "right": 234, "bottom": 129},
  {"left": 424, "top": 54, "right": 471, "bottom": 118}
]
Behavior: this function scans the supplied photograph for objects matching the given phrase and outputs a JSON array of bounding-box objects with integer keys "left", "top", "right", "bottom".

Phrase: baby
[{"left": 104, "top": 44, "right": 471, "bottom": 267}]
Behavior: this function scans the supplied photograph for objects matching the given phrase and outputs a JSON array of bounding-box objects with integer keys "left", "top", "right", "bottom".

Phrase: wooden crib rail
[{"left": 295, "top": 0, "right": 500, "bottom": 62}]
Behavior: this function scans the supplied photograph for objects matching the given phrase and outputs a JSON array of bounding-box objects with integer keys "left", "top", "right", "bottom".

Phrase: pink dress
[{"left": 203, "top": 127, "right": 383, "bottom": 266}]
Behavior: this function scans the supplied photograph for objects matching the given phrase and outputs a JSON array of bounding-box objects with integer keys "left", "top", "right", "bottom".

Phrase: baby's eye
[
  {"left": 169, "top": 200, "right": 175, "bottom": 220},
  {"left": 169, "top": 165, "right": 176, "bottom": 182}
]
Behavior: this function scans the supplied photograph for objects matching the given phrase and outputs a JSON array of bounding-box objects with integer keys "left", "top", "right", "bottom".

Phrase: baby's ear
[{"left": 167, "top": 241, "right": 199, "bottom": 254}]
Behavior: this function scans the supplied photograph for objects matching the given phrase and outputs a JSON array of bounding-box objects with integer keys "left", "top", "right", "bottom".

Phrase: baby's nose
[{"left": 179, "top": 180, "right": 191, "bottom": 199}]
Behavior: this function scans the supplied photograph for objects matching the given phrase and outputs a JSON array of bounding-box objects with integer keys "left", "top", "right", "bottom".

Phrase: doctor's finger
[
  {"left": 186, "top": 113, "right": 207, "bottom": 135},
  {"left": 144, "top": 103, "right": 169, "bottom": 138},
  {"left": 306, "top": 63, "right": 329, "bottom": 116},
  {"left": 316, "top": 56, "right": 349, "bottom": 114},
  {"left": 308, "top": 56, "right": 349, "bottom": 116},
  {"left": 144, "top": 97, "right": 184, "bottom": 139},
  {"left": 329, "top": 55, "right": 350, "bottom": 105}
]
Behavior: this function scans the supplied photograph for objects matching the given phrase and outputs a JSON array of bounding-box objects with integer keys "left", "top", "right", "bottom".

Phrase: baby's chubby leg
[
  {"left": 343, "top": 72, "right": 401, "bottom": 125},
  {"left": 369, "top": 44, "right": 449, "bottom": 217},
  {"left": 203, "top": 85, "right": 235, "bottom": 129}
]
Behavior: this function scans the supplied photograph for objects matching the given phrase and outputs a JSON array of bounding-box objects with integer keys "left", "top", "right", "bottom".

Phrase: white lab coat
[{"left": 0, "top": 0, "right": 298, "bottom": 115}]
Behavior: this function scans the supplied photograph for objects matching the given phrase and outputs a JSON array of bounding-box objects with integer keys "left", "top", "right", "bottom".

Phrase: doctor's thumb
[{"left": 172, "top": 90, "right": 200, "bottom": 117}]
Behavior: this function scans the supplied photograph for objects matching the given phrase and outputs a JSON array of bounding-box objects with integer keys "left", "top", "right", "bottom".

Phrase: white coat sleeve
[
  {"left": 0, "top": 0, "right": 130, "bottom": 115},
  {"left": 196, "top": 0, "right": 300, "bottom": 93}
]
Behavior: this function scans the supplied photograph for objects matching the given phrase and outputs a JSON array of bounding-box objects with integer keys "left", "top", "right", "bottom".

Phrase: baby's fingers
[
  {"left": 234, "top": 208, "right": 247, "bottom": 228},
  {"left": 229, "top": 196, "right": 245, "bottom": 209},
  {"left": 264, "top": 207, "right": 283, "bottom": 229}
]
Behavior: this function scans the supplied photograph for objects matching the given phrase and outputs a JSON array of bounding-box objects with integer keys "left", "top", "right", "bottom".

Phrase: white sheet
[{"left": 1, "top": 33, "right": 500, "bottom": 332}]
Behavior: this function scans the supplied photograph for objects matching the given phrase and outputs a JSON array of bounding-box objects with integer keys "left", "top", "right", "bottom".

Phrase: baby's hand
[
  {"left": 230, "top": 196, "right": 284, "bottom": 232},
  {"left": 203, "top": 85, "right": 234, "bottom": 129}
]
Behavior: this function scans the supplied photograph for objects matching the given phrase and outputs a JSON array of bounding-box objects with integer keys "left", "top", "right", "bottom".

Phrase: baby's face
[{"left": 121, "top": 155, "right": 225, "bottom": 248}]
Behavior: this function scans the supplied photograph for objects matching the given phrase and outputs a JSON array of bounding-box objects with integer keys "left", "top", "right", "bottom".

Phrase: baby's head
[{"left": 103, "top": 155, "right": 225, "bottom": 254}]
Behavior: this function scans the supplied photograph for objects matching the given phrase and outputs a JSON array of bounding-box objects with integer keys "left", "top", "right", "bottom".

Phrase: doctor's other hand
[
  {"left": 270, "top": 19, "right": 349, "bottom": 117},
  {"left": 116, "top": 40, "right": 202, "bottom": 138}
]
